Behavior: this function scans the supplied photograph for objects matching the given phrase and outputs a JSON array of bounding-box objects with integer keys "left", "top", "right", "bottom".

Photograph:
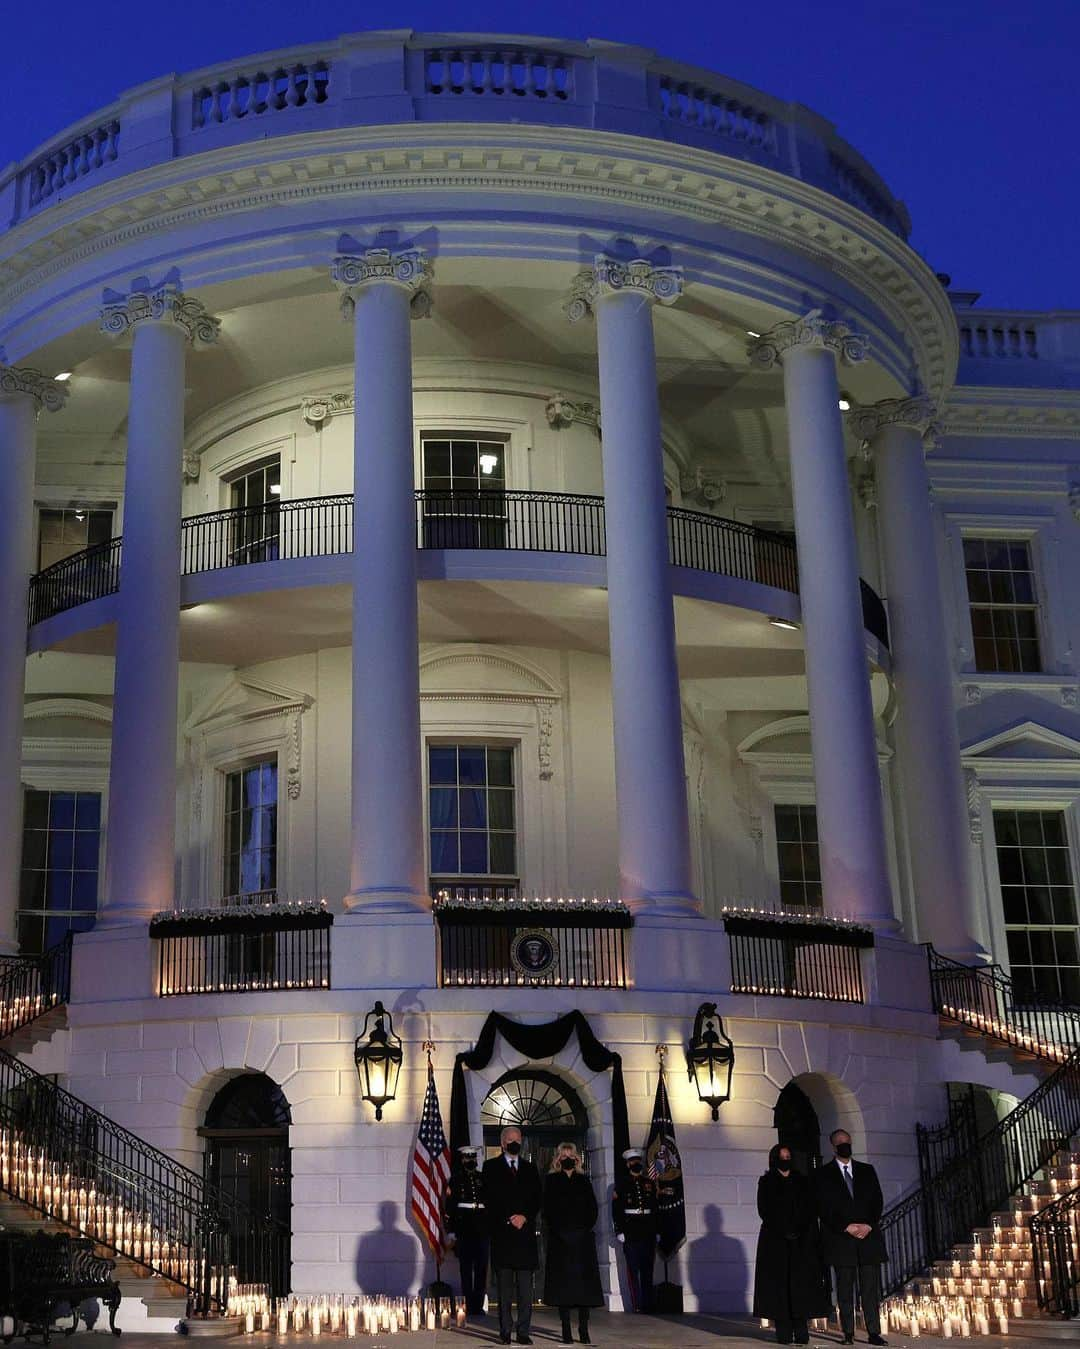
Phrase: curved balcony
[
  {"left": 26, "top": 491, "right": 890, "bottom": 649},
  {"left": 1, "top": 34, "right": 909, "bottom": 239}
]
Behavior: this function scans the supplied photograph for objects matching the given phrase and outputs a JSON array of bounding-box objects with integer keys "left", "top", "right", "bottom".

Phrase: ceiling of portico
[
  {"left": 32, "top": 257, "right": 889, "bottom": 486},
  {"left": 41, "top": 581, "right": 808, "bottom": 681}
]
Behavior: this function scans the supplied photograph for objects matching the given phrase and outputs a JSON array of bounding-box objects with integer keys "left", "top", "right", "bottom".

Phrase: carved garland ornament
[
  {"left": 331, "top": 247, "right": 434, "bottom": 320},
  {"left": 0, "top": 364, "right": 68, "bottom": 414},
  {"left": 564, "top": 256, "right": 684, "bottom": 322},
  {"left": 847, "top": 395, "right": 943, "bottom": 451},
  {"left": 746, "top": 308, "right": 869, "bottom": 369},
  {"left": 99, "top": 279, "right": 221, "bottom": 346},
  {"left": 302, "top": 392, "right": 355, "bottom": 428},
  {"left": 545, "top": 393, "right": 601, "bottom": 436}
]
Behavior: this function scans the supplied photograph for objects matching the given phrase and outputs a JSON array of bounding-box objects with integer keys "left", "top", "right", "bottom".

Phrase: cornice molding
[
  {"left": 99, "top": 277, "right": 221, "bottom": 346},
  {"left": 0, "top": 128, "right": 956, "bottom": 397},
  {"left": 944, "top": 389, "right": 1080, "bottom": 439},
  {"left": 0, "top": 363, "right": 67, "bottom": 413},
  {"left": 747, "top": 308, "right": 869, "bottom": 369}
]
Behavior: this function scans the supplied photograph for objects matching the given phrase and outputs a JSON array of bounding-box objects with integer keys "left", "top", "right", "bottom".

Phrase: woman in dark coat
[
  {"left": 753, "top": 1144, "right": 829, "bottom": 1344},
  {"left": 543, "top": 1142, "right": 603, "bottom": 1344}
]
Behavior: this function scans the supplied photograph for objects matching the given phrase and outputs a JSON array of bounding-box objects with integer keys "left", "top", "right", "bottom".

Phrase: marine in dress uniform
[
  {"left": 611, "top": 1147, "right": 658, "bottom": 1312},
  {"left": 445, "top": 1145, "right": 489, "bottom": 1318}
]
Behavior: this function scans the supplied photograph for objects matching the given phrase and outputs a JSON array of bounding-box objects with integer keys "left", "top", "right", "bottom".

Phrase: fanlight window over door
[{"left": 480, "top": 1068, "right": 588, "bottom": 1176}]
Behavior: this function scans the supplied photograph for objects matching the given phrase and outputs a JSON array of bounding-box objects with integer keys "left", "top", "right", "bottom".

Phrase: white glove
[{"left": 617, "top": 1234, "right": 625, "bottom": 1244}]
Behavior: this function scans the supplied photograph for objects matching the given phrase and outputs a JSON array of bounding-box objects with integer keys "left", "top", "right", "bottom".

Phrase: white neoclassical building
[{"left": 1, "top": 29, "right": 1079, "bottom": 1329}]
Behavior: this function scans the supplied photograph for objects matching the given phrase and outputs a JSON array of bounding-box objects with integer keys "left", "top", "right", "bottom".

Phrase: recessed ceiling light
[
  {"left": 269, "top": 483, "right": 282, "bottom": 495},
  {"left": 768, "top": 616, "right": 800, "bottom": 631},
  {"left": 479, "top": 453, "right": 499, "bottom": 475},
  {"left": 54, "top": 372, "right": 72, "bottom": 382},
  {"left": 837, "top": 398, "right": 851, "bottom": 411}
]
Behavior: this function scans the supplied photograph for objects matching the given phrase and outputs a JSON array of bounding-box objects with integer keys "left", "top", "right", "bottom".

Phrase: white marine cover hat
[{"left": 621, "top": 1148, "right": 644, "bottom": 1161}]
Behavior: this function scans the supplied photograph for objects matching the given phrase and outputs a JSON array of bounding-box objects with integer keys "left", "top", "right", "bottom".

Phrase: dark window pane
[
  {"left": 986, "top": 541, "right": 1011, "bottom": 570},
  {"left": 459, "top": 833, "right": 488, "bottom": 874},
  {"left": 1051, "top": 888, "right": 1078, "bottom": 925},
  {"left": 73, "top": 832, "right": 99, "bottom": 871},
  {"left": 423, "top": 441, "right": 451, "bottom": 479},
  {"left": 1046, "top": 849, "right": 1071, "bottom": 884},
  {"left": 430, "top": 833, "right": 458, "bottom": 873},
  {"left": 1022, "top": 850, "right": 1049, "bottom": 884},
  {"left": 966, "top": 573, "right": 991, "bottom": 603},
  {"left": 48, "top": 833, "right": 73, "bottom": 871},
  {"left": 46, "top": 871, "right": 72, "bottom": 909},
  {"left": 457, "top": 747, "right": 486, "bottom": 785},
  {"left": 459, "top": 788, "right": 486, "bottom": 829},
  {"left": 1006, "top": 930, "right": 1030, "bottom": 963},
  {"left": 49, "top": 794, "right": 76, "bottom": 829},
  {"left": 488, "top": 789, "right": 514, "bottom": 830},
  {"left": 1055, "top": 930, "right": 1079, "bottom": 965},
  {"left": 452, "top": 442, "right": 480, "bottom": 482},
  {"left": 22, "top": 792, "right": 48, "bottom": 831},
  {"left": 487, "top": 747, "right": 513, "bottom": 787},
  {"left": 489, "top": 833, "right": 516, "bottom": 875},
  {"left": 1060, "top": 967, "right": 1080, "bottom": 1003},
  {"left": 799, "top": 807, "right": 818, "bottom": 842},
  {"left": 774, "top": 806, "right": 800, "bottom": 842},
  {"left": 997, "top": 848, "right": 1023, "bottom": 884},
  {"left": 429, "top": 788, "right": 457, "bottom": 829},
  {"left": 962, "top": 539, "right": 986, "bottom": 567},
  {"left": 778, "top": 842, "right": 805, "bottom": 881},
  {"left": 21, "top": 830, "right": 47, "bottom": 871},
  {"left": 19, "top": 870, "right": 46, "bottom": 908},
  {"left": 429, "top": 746, "right": 457, "bottom": 785},
  {"left": 71, "top": 873, "right": 98, "bottom": 910},
  {"left": 1008, "top": 542, "right": 1032, "bottom": 570},
  {"left": 74, "top": 794, "right": 101, "bottom": 830},
  {"left": 17, "top": 914, "right": 44, "bottom": 956},
  {"left": 993, "top": 812, "right": 1019, "bottom": 847},
  {"left": 1000, "top": 887, "right": 1028, "bottom": 924},
  {"left": 1018, "top": 814, "right": 1044, "bottom": 846}
]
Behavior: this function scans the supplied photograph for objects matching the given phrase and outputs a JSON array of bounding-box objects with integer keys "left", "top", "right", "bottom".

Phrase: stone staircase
[{"left": 0, "top": 1190, "right": 188, "bottom": 1331}]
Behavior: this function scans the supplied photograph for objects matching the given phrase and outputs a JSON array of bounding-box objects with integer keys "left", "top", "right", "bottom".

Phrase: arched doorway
[
  {"left": 480, "top": 1069, "right": 589, "bottom": 1175},
  {"left": 200, "top": 1074, "right": 292, "bottom": 1294},
  {"left": 774, "top": 1082, "right": 822, "bottom": 1176}
]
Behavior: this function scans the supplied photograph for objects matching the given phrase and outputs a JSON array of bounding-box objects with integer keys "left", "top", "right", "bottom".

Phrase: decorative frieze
[
  {"left": 331, "top": 247, "right": 433, "bottom": 319},
  {"left": 0, "top": 363, "right": 68, "bottom": 414},
  {"left": 545, "top": 393, "right": 600, "bottom": 436},
  {"left": 848, "top": 395, "right": 942, "bottom": 451},
  {"left": 99, "top": 277, "right": 220, "bottom": 346},
  {"left": 746, "top": 308, "right": 868, "bottom": 369},
  {"left": 564, "top": 256, "right": 683, "bottom": 322},
  {"left": 301, "top": 392, "right": 354, "bottom": 428},
  {"left": 964, "top": 770, "right": 984, "bottom": 845}
]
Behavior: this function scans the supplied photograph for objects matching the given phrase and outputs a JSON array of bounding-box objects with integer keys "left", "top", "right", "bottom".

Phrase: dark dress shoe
[
  {"left": 499, "top": 1336, "right": 511, "bottom": 1344},
  {"left": 867, "top": 1338, "right": 888, "bottom": 1347},
  {"left": 579, "top": 1335, "right": 591, "bottom": 1345},
  {"left": 841, "top": 1337, "right": 854, "bottom": 1345},
  {"left": 517, "top": 1337, "right": 533, "bottom": 1346}
]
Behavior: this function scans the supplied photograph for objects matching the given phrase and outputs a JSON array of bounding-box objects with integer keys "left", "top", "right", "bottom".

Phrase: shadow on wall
[
  {"left": 355, "top": 1201, "right": 420, "bottom": 1295},
  {"left": 687, "top": 1204, "right": 749, "bottom": 1315}
]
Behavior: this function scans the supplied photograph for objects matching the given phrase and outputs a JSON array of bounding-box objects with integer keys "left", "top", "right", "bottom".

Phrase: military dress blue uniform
[
  {"left": 445, "top": 1147, "right": 489, "bottom": 1317},
  {"left": 612, "top": 1149, "right": 658, "bottom": 1313}
]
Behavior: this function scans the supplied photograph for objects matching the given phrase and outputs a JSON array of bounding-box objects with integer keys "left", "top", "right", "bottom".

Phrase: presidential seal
[{"left": 509, "top": 929, "right": 558, "bottom": 980}]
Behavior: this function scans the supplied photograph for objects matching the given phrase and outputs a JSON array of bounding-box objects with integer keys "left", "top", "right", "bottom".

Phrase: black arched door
[
  {"left": 200, "top": 1074, "right": 292, "bottom": 1294},
  {"left": 774, "top": 1082, "right": 822, "bottom": 1176}
]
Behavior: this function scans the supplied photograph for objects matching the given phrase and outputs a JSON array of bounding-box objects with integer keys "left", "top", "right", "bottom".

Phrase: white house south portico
[{"left": 0, "top": 29, "right": 1078, "bottom": 1336}]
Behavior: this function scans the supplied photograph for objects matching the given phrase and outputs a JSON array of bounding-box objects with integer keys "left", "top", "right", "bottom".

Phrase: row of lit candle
[
  {"left": 239, "top": 1295, "right": 469, "bottom": 1336},
  {"left": 882, "top": 1293, "right": 1018, "bottom": 1337},
  {"left": 939, "top": 1003, "right": 1067, "bottom": 1061}
]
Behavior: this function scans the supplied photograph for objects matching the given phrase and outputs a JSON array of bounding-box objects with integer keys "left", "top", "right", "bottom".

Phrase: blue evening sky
[{"left": 2, "top": 0, "right": 1075, "bottom": 310}]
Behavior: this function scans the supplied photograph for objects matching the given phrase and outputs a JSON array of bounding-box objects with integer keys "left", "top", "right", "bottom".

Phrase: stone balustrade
[{"left": 0, "top": 32, "right": 909, "bottom": 237}]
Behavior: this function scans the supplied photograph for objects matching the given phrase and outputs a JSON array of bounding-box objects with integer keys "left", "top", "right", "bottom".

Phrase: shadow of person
[
  {"left": 354, "top": 1200, "right": 420, "bottom": 1295},
  {"left": 687, "top": 1203, "right": 749, "bottom": 1315}
]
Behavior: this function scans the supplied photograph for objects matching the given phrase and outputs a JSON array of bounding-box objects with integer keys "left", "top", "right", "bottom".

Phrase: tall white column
[
  {"left": 0, "top": 366, "right": 66, "bottom": 951},
  {"left": 852, "top": 398, "right": 985, "bottom": 958},
  {"left": 332, "top": 248, "right": 431, "bottom": 911},
  {"left": 749, "top": 313, "right": 894, "bottom": 927},
  {"left": 567, "top": 258, "right": 698, "bottom": 913},
  {"left": 98, "top": 281, "right": 220, "bottom": 924}
]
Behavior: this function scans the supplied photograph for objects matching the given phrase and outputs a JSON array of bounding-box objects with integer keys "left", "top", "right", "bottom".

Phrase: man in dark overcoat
[
  {"left": 481, "top": 1125, "right": 542, "bottom": 1345},
  {"left": 445, "top": 1144, "right": 489, "bottom": 1318},
  {"left": 813, "top": 1129, "right": 888, "bottom": 1346}
]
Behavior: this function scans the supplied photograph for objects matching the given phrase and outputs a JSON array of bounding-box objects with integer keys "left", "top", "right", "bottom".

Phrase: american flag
[{"left": 410, "top": 1065, "right": 452, "bottom": 1261}]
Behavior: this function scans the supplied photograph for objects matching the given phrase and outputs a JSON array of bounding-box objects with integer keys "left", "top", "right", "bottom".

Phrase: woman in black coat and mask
[
  {"left": 752, "top": 1144, "right": 829, "bottom": 1344},
  {"left": 542, "top": 1142, "right": 603, "bottom": 1344}
]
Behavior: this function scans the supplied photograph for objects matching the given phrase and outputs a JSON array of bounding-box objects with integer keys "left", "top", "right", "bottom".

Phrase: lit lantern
[
  {"left": 686, "top": 1002, "right": 735, "bottom": 1120},
  {"left": 354, "top": 1001, "right": 403, "bottom": 1121}
]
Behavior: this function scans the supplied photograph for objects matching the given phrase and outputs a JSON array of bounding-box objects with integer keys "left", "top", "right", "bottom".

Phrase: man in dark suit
[
  {"left": 481, "top": 1126, "right": 542, "bottom": 1345},
  {"left": 813, "top": 1129, "right": 888, "bottom": 1346}
]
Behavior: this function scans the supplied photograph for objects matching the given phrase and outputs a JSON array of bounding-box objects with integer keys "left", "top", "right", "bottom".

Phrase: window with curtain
[
  {"left": 993, "top": 808, "right": 1079, "bottom": 1003},
  {"left": 18, "top": 789, "right": 101, "bottom": 953},
  {"left": 428, "top": 744, "right": 516, "bottom": 894},
  {"left": 224, "top": 760, "right": 278, "bottom": 900}
]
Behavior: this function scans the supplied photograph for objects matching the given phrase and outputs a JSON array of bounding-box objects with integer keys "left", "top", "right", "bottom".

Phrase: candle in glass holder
[
  {"left": 277, "top": 1305, "right": 289, "bottom": 1336},
  {"left": 456, "top": 1305, "right": 467, "bottom": 1329},
  {"left": 1012, "top": 1297, "right": 1022, "bottom": 1318},
  {"left": 999, "top": 1315, "right": 1009, "bottom": 1335},
  {"left": 942, "top": 1317, "right": 952, "bottom": 1338},
  {"left": 426, "top": 1304, "right": 436, "bottom": 1331},
  {"left": 346, "top": 1305, "right": 358, "bottom": 1338},
  {"left": 245, "top": 1310, "right": 255, "bottom": 1335},
  {"left": 410, "top": 1302, "right": 420, "bottom": 1333}
]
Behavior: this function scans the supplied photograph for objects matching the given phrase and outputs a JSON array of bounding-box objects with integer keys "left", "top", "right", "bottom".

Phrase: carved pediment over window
[{"left": 185, "top": 674, "right": 313, "bottom": 803}]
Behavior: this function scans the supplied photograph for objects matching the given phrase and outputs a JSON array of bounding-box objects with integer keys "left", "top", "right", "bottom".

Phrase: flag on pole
[
  {"left": 411, "top": 1063, "right": 452, "bottom": 1261},
  {"left": 645, "top": 1065, "right": 686, "bottom": 1260}
]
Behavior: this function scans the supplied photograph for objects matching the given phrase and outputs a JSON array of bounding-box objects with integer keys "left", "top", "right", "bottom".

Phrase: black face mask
[
  {"left": 628, "top": 1162, "right": 643, "bottom": 1175},
  {"left": 774, "top": 1157, "right": 792, "bottom": 1174},
  {"left": 560, "top": 1157, "right": 576, "bottom": 1171},
  {"left": 834, "top": 1142, "right": 852, "bottom": 1160},
  {"left": 504, "top": 1141, "right": 521, "bottom": 1156}
]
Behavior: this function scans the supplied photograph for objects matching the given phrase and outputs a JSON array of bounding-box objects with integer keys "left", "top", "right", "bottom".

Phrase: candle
[
  {"left": 410, "top": 1302, "right": 421, "bottom": 1333},
  {"left": 245, "top": 1311, "right": 255, "bottom": 1335},
  {"left": 1013, "top": 1297, "right": 1022, "bottom": 1318},
  {"left": 960, "top": 1320, "right": 970, "bottom": 1338},
  {"left": 456, "top": 1305, "right": 467, "bottom": 1328},
  {"left": 426, "top": 1305, "right": 436, "bottom": 1331},
  {"left": 999, "top": 1315, "right": 1009, "bottom": 1335},
  {"left": 311, "top": 1308, "right": 321, "bottom": 1336},
  {"left": 942, "top": 1316, "right": 952, "bottom": 1337},
  {"left": 277, "top": 1306, "right": 288, "bottom": 1336},
  {"left": 346, "top": 1305, "right": 357, "bottom": 1338},
  {"left": 909, "top": 1315, "right": 920, "bottom": 1337}
]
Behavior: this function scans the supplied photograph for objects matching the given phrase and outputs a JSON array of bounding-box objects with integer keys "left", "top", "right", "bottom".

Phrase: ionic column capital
[
  {"left": 331, "top": 247, "right": 434, "bottom": 320},
  {"left": 0, "top": 364, "right": 68, "bottom": 414},
  {"left": 747, "top": 308, "right": 869, "bottom": 369},
  {"left": 99, "top": 277, "right": 221, "bottom": 347},
  {"left": 847, "top": 395, "right": 942, "bottom": 451},
  {"left": 564, "top": 256, "right": 683, "bottom": 323}
]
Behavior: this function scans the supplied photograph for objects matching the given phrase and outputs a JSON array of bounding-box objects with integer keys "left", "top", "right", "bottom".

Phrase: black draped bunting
[{"left": 449, "top": 1011, "right": 629, "bottom": 1162}]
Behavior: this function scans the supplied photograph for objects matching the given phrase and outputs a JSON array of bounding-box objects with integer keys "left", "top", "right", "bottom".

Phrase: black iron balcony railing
[
  {"left": 0, "top": 1045, "right": 290, "bottom": 1309},
  {"left": 0, "top": 934, "right": 72, "bottom": 1040},
  {"left": 150, "top": 902, "right": 332, "bottom": 996},
  {"left": 434, "top": 895, "right": 632, "bottom": 989},
  {"left": 724, "top": 911, "right": 873, "bottom": 1003},
  {"left": 1031, "top": 1181, "right": 1080, "bottom": 1317},
  {"left": 928, "top": 945, "right": 1080, "bottom": 1065},
  {"left": 880, "top": 1047, "right": 1080, "bottom": 1297},
  {"left": 27, "top": 491, "right": 890, "bottom": 650}
]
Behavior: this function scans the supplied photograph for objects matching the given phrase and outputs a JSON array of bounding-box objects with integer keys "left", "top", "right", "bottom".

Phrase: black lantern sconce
[
  {"left": 686, "top": 1002, "right": 735, "bottom": 1120},
  {"left": 354, "top": 1000, "right": 403, "bottom": 1120}
]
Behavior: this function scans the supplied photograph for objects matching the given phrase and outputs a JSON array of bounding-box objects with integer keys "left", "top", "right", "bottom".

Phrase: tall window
[
  {"left": 18, "top": 790, "right": 101, "bottom": 954},
  {"left": 37, "top": 507, "right": 112, "bottom": 571},
  {"left": 228, "top": 456, "right": 281, "bottom": 565},
  {"left": 775, "top": 804, "right": 822, "bottom": 909},
  {"left": 420, "top": 437, "right": 506, "bottom": 547},
  {"left": 993, "top": 808, "right": 1079, "bottom": 1002},
  {"left": 963, "top": 538, "right": 1042, "bottom": 673},
  {"left": 428, "top": 744, "right": 516, "bottom": 893},
  {"left": 224, "top": 760, "right": 278, "bottom": 899}
]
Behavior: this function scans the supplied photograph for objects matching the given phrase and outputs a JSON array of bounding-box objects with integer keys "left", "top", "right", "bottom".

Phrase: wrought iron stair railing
[
  {"left": 0, "top": 934, "right": 73, "bottom": 1040},
  {"left": 881, "top": 1046, "right": 1080, "bottom": 1296},
  {"left": 1030, "top": 1179, "right": 1080, "bottom": 1316},
  {"left": 928, "top": 945, "right": 1080, "bottom": 1064},
  {"left": 0, "top": 1046, "right": 290, "bottom": 1312}
]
